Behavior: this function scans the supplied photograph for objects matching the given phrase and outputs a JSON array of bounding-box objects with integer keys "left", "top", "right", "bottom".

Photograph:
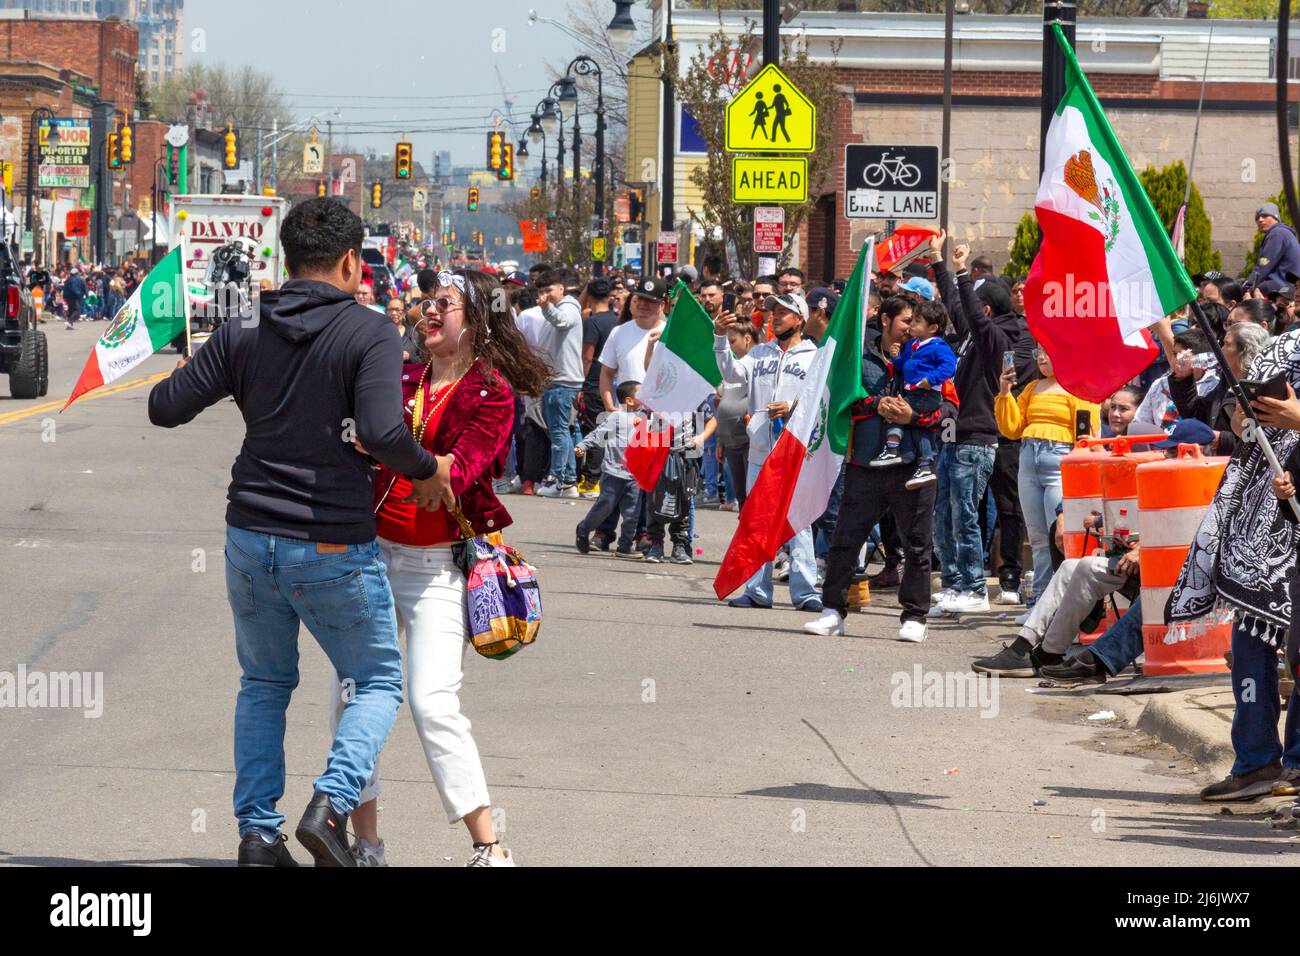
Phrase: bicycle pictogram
[{"left": 862, "top": 151, "right": 923, "bottom": 188}]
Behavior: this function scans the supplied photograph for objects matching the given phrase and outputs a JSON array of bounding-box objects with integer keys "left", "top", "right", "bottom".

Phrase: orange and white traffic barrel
[
  {"left": 1060, "top": 443, "right": 1107, "bottom": 560},
  {"left": 1136, "top": 445, "right": 1231, "bottom": 676}
]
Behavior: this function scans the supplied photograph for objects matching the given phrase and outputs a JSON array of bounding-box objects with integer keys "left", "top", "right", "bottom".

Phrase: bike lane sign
[{"left": 843, "top": 145, "right": 939, "bottom": 220}]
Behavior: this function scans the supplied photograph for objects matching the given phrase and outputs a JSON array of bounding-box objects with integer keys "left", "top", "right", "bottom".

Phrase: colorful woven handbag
[{"left": 450, "top": 506, "right": 541, "bottom": 660}]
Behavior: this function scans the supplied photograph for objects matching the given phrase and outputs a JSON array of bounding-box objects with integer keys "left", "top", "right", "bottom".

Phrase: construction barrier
[{"left": 1136, "top": 445, "right": 1231, "bottom": 675}]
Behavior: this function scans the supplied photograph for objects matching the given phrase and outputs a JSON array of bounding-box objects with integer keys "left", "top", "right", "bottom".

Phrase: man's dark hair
[
  {"left": 703, "top": 254, "right": 725, "bottom": 278},
  {"left": 616, "top": 380, "right": 640, "bottom": 404},
  {"left": 971, "top": 256, "right": 993, "bottom": 274},
  {"left": 778, "top": 267, "right": 805, "bottom": 281},
  {"left": 880, "top": 295, "right": 913, "bottom": 323},
  {"left": 558, "top": 267, "right": 581, "bottom": 292},
  {"left": 281, "top": 198, "right": 364, "bottom": 276},
  {"left": 586, "top": 276, "right": 613, "bottom": 300},
  {"left": 528, "top": 262, "right": 552, "bottom": 277},
  {"left": 1173, "top": 328, "right": 1211, "bottom": 353},
  {"left": 416, "top": 268, "right": 438, "bottom": 294},
  {"left": 511, "top": 286, "right": 538, "bottom": 311},
  {"left": 1213, "top": 278, "right": 1243, "bottom": 305},
  {"left": 976, "top": 279, "right": 1012, "bottom": 317},
  {"left": 698, "top": 278, "right": 722, "bottom": 294},
  {"left": 535, "top": 269, "right": 563, "bottom": 289},
  {"left": 754, "top": 274, "right": 779, "bottom": 293}
]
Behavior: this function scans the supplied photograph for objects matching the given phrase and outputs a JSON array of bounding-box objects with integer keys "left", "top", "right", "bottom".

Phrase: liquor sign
[{"left": 38, "top": 118, "right": 91, "bottom": 189}]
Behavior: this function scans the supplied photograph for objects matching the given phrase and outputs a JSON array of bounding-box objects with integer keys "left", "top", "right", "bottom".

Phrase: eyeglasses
[{"left": 418, "top": 297, "right": 462, "bottom": 318}]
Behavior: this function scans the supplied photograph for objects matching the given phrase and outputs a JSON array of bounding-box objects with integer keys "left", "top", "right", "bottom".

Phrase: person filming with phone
[{"left": 1166, "top": 320, "right": 1269, "bottom": 456}]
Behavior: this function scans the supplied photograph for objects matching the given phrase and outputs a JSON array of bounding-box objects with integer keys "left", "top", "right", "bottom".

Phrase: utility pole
[
  {"left": 271, "top": 117, "right": 278, "bottom": 191},
  {"left": 327, "top": 119, "right": 334, "bottom": 195},
  {"left": 1040, "top": 0, "right": 1077, "bottom": 176},
  {"left": 940, "top": 0, "right": 954, "bottom": 244},
  {"left": 91, "top": 100, "right": 113, "bottom": 264},
  {"left": 255, "top": 127, "right": 263, "bottom": 193}
]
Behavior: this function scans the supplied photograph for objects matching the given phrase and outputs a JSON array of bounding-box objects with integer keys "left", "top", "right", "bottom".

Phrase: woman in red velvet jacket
[{"left": 334, "top": 268, "right": 550, "bottom": 867}]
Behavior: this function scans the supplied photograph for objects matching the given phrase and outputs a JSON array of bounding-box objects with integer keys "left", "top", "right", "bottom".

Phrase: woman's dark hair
[
  {"left": 616, "top": 292, "right": 634, "bottom": 325},
  {"left": 456, "top": 270, "right": 551, "bottom": 398},
  {"left": 1230, "top": 297, "right": 1276, "bottom": 330},
  {"left": 727, "top": 321, "right": 759, "bottom": 343},
  {"left": 280, "top": 197, "right": 364, "bottom": 276},
  {"left": 976, "top": 279, "right": 1012, "bottom": 317},
  {"left": 1173, "top": 328, "right": 1210, "bottom": 353},
  {"left": 1111, "top": 384, "right": 1145, "bottom": 406},
  {"left": 879, "top": 295, "right": 913, "bottom": 323},
  {"left": 1200, "top": 301, "right": 1230, "bottom": 339}
]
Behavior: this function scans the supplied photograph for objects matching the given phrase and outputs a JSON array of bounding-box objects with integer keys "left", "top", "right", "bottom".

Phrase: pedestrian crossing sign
[{"left": 725, "top": 64, "right": 816, "bottom": 154}]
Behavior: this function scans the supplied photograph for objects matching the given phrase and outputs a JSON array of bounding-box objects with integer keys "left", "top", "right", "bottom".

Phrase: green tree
[
  {"left": 1241, "top": 189, "right": 1292, "bottom": 278},
  {"left": 1137, "top": 160, "right": 1222, "bottom": 276},
  {"left": 1003, "top": 212, "right": 1040, "bottom": 277}
]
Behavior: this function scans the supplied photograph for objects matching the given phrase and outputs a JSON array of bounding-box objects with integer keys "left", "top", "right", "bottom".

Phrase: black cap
[
  {"left": 632, "top": 276, "right": 668, "bottom": 300},
  {"left": 1274, "top": 282, "right": 1297, "bottom": 301},
  {"left": 1192, "top": 270, "right": 1226, "bottom": 284},
  {"left": 806, "top": 286, "right": 839, "bottom": 314}
]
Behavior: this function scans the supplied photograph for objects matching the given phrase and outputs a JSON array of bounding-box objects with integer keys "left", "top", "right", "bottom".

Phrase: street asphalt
[{"left": 1, "top": 320, "right": 1296, "bottom": 867}]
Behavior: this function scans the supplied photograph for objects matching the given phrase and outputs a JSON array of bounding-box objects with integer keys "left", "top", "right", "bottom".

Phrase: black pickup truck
[{"left": 0, "top": 242, "right": 46, "bottom": 399}]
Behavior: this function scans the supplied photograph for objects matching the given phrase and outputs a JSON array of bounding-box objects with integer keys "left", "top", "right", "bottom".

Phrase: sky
[{"left": 184, "top": 0, "right": 623, "bottom": 170}]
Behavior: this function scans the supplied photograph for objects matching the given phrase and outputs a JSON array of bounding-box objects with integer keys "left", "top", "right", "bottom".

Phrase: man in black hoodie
[
  {"left": 929, "top": 241, "right": 1018, "bottom": 615},
  {"left": 149, "top": 198, "right": 451, "bottom": 867}
]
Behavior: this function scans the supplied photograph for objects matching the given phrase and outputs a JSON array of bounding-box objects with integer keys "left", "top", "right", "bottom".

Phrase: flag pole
[
  {"left": 180, "top": 238, "right": 192, "bottom": 359},
  {"left": 1187, "top": 298, "right": 1300, "bottom": 520}
]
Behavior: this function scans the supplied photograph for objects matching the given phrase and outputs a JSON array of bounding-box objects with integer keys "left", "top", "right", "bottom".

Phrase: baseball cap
[
  {"left": 900, "top": 276, "right": 935, "bottom": 301},
  {"left": 677, "top": 264, "right": 699, "bottom": 284},
  {"left": 632, "top": 276, "right": 669, "bottom": 300},
  {"left": 1257, "top": 201, "right": 1282, "bottom": 220},
  {"left": 502, "top": 270, "right": 529, "bottom": 287},
  {"left": 1192, "top": 269, "right": 1226, "bottom": 284},
  {"left": 806, "top": 286, "right": 839, "bottom": 314},
  {"left": 1273, "top": 283, "right": 1297, "bottom": 302},
  {"left": 1152, "top": 418, "right": 1215, "bottom": 449},
  {"left": 762, "top": 292, "right": 809, "bottom": 321}
]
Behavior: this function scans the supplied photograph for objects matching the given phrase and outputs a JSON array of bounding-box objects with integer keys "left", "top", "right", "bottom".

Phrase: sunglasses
[{"left": 418, "top": 297, "right": 462, "bottom": 319}]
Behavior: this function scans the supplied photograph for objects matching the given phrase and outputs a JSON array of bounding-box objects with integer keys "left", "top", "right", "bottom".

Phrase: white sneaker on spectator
[
  {"left": 931, "top": 587, "right": 956, "bottom": 606},
  {"left": 897, "top": 620, "right": 928, "bottom": 643},
  {"left": 995, "top": 588, "right": 1022, "bottom": 606},
  {"left": 466, "top": 844, "right": 515, "bottom": 867},
  {"left": 940, "top": 591, "right": 990, "bottom": 614},
  {"left": 538, "top": 482, "right": 578, "bottom": 499},
  {"left": 350, "top": 837, "right": 387, "bottom": 867},
  {"left": 803, "top": 609, "right": 845, "bottom": 636}
]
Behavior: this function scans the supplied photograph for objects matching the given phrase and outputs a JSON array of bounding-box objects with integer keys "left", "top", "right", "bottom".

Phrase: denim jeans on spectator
[
  {"left": 700, "top": 432, "right": 721, "bottom": 498},
  {"left": 541, "top": 384, "right": 580, "bottom": 486},
  {"left": 813, "top": 464, "right": 846, "bottom": 561},
  {"left": 1018, "top": 436, "right": 1071, "bottom": 606},
  {"left": 224, "top": 525, "right": 403, "bottom": 836},
  {"left": 1089, "top": 603, "right": 1145, "bottom": 676},
  {"left": 1228, "top": 616, "right": 1300, "bottom": 776},
  {"left": 933, "top": 443, "right": 996, "bottom": 595},
  {"left": 722, "top": 444, "right": 749, "bottom": 508},
  {"left": 745, "top": 460, "right": 818, "bottom": 606},
  {"left": 579, "top": 475, "right": 641, "bottom": 549}
]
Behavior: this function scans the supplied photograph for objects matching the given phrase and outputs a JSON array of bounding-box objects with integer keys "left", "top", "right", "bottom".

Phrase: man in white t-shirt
[{"left": 598, "top": 277, "right": 668, "bottom": 413}]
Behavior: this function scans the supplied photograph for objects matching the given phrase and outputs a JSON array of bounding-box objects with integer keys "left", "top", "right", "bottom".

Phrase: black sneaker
[
  {"left": 1040, "top": 650, "right": 1108, "bottom": 685},
  {"left": 643, "top": 543, "right": 664, "bottom": 563},
  {"left": 237, "top": 831, "right": 299, "bottom": 867},
  {"left": 972, "top": 642, "right": 1036, "bottom": 677},
  {"left": 575, "top": 525, "right": 591, "bottom": 554},
  {"left": 612, "top": 545, "right": 638, "bottom": 558},
  {"left": 670, "top": 543, "right": 693, "bottom": 564},
  {"left": 869, "top": 448, "right": 904, "bottom": 468},
  {"left": 904, "top": 463, "right": 937, "bottom": 490},
  {"left": 1200, "top": 763, "right": 1283, "bottom": 801},
  {"left": 591, "top": 531, "right": 612, "bottom": 552},
  {"left": 634, "top": 533, "right": 653, "bottom": 554},
  {"left": 294, "top": 790, "right": 356, "bottom": 866}
]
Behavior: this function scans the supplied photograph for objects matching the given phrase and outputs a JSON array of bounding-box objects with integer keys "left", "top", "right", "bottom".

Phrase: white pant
[{"left": 330, "top": 539, "right": 491, "bottom": 824}]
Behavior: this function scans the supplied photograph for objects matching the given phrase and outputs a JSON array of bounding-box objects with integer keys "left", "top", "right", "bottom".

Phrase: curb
[{"left": 1132, "top": 693, "right": 1235, "bottom": 778}]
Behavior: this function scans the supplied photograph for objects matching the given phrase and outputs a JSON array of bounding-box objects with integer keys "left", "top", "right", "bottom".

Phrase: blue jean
[
  {"left": 224, "top": 526, "right": 404, "bottom": 836},
  {"left": 542, "top": 384, "right": 581, "bottom": 486},
  {"left": 1088, "top": 603, "right": 1146, "bottom": 676},
  {"left": 933, "top": 443, "right": 996, "bottom": 595},
  {"left": 1018, "top": 437, "right": 1071, "bottom": 605},
  {"left": 701, "top": 433, "right": 721, "bottom": 496},
  {"left": 744, "top": 460, "right": 818, "bottom": 606},
  {"left": 813, "top": 463, "right": 846, "bottom": 560},
  {"left": 1228, "top": 621, "right": 1300, "bottom": 776},
  {"left": 579, "top": 474, "right": 641, "bottom": 549}
]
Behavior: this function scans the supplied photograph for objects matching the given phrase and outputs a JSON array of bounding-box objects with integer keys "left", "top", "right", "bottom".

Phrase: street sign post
[
  {"left": 724, "top": 64, "right": 816, "bottom": 154},
  {"left": 732, "top": 157, "right": 807, "bottom": 204},
  {"left": 412, "top": 187, "right": 427, "bottom": 211},
  {"left": 657, "top": 234, "right": 678, "bottom": 265},
  {"left": 302, "top": 141, "right": 324, "bottom": 175},
  {"left": 591, "top": 237, "right": 606, "bottom": 261},
  {"left": 844, "top": 145, "right": 940, "bottom": 220},
  {"left": 753, "top": 206, "right": 785, "bottom": 254}
]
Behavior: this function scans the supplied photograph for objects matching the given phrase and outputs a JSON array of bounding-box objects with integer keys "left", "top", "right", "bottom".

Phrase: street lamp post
[
  {"left": 560, "top": 56, "right": 606, "bottom": 275},
  {"left": 152, "top": 156, "right": 167, "bottom": 266},
  {"left": 25, "top": 106, "right": 58, "bottom": 265},
  {"left": 527, "top": 110, "right": 549, "bottom": 184}
]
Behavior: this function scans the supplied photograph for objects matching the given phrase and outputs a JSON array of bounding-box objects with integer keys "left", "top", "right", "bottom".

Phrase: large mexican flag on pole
[
  {"left": 1024, "top": 25, "right": 1197, "bottom": 404},
  {"left": 713, "top": 238, "right": 872, "bottom": 600},
  {"left": 63, "top": 246, "right": 189, "bottom": 410},
  {"left": 626, "top": 282, "right": 722, "bottom": 492}
]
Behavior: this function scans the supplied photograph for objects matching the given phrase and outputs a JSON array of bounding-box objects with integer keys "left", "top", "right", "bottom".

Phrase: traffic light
[
  {"left": 119, "top": 123, "right": 133, "bottom": 164},
  {"left": 224, "top": 122, "right": 238, "bottom": 169},
  {"left": 628, "top": 189, "right": 644, "bottom": 221},
  {"left": 394, "top": 141, "right": 413, "bottom": 180},
  {"left": 486, "top": 131, "right": 503, "bottom": 171},
  {"left": 498, "top": 143, "right": 513, "bottom": 181},
  {"left": 317, "top": 180, "right": 327, "bottom": 197},
  {"left": 107, "top": 131, "right": 121, "bottom": 170},
  {"left": 371, "top": 180, "right": 383, "bottom": 209},
  {"left": 467, "top": 186, "right": 479, "bottom": 211}
]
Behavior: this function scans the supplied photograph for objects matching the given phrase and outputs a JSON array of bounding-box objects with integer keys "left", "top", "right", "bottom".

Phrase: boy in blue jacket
[{"left": 869, "top": 299, "right": 957, "bottom": 490}]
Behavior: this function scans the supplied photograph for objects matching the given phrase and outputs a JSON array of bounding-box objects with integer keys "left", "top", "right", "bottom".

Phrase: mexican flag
[
  {"left": 713, "top": 239, "right": 872, "bottom": 600},
  {"left": 626, "top": 282, "right": 722, "bottom": 492},
  {"left": 1024, "top": 25, "right": 1196, "bottom": 404},
  {"left": 63, "top": 246, "right": 189, "bottom": 410}
]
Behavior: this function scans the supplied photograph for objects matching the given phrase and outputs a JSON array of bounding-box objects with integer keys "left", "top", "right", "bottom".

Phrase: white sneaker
[
  {"left": 803, "top": 608, "right": 845, "bottom": 636},
  {"left": 897, "top": 620, "right": 928, "bottom": 643},
  {"left": 538, "top": 482, "right": 578, "bottom": 499},
  {"left": 507, "top": 475, "right": 523, "bottom": 494},
  {"left": 931, "top": 587, "right": 956, "bottom": 606},
  {"left": 941, "top": 591, "right": 990, "bottom": 614},
  {"left": 350, "top": 837, "right": 387, "bottom": 867},
  {"left": 995, "top": 588, "right": 1022, "bottom": 606},
  {"left": 466, "top": 844, "right": 515, "bottom": 867}
]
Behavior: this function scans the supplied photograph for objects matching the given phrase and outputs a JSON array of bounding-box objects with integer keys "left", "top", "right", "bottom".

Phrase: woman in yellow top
[{"left": 996, "top": 346, "right": 1100, "bottom": 607}]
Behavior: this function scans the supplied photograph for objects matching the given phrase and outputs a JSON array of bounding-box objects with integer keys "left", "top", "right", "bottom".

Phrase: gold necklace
[{"left": 411, "top": 358, "right": 469, "bottom": 444}]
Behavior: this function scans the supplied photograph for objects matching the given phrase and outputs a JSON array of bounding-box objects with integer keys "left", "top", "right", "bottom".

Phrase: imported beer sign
[{"left": 38, "top": 118, "right": 91, "bottom": 189}]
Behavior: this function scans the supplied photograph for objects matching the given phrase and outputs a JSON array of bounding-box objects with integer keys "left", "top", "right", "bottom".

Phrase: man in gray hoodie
[{"left": 535, "top": 267, "right": 584, "bottom": 497}]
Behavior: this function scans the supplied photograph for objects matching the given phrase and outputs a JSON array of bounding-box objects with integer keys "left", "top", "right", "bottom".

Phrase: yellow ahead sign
[
  {"left": 732, "top": 157, "right": 807, "bottom": 204},
  {"left": 725, "top": 64, "right": 816, "bottom": 154}
]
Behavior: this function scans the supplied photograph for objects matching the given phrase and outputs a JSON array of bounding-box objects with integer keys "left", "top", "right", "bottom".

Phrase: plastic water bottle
[{"left": 1114, "top": 508, "right": 1131, "bottom": 547}]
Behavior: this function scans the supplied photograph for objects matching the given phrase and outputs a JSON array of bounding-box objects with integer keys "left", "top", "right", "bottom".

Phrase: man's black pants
[
  {"left": 822, "top": 463, "right": 936, "bottom": 624},
  {"left": 990, "top": 438, "right": 1023, "bottom": 587}
]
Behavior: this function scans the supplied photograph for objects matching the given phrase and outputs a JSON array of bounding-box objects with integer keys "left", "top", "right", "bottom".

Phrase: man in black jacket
[{"left": 149, "top": 198, "right": 452, "bottom": 868}]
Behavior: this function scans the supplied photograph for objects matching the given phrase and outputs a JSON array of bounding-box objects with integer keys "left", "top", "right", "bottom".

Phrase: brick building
[{"left": 631, "top": 6, "right": 1300, "bottom": 281}]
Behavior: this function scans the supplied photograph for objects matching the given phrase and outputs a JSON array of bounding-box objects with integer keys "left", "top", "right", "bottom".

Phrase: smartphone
[
  {"left": 723, "top": 292, "right": 737, "bottom": 313},
  {"left": 1240, "top": 371, "right": 1290, "bottom": 403},
  {"left": 1002, "top": 350, "right": 1016, "bottom": 373},
  {"left": 1075, "top": 409, "right": 1092, "bottom": 440}
]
